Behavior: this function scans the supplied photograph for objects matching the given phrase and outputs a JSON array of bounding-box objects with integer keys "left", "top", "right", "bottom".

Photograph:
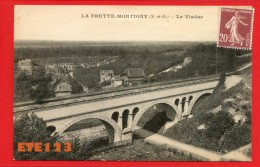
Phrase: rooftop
[
  {"left": 124, "top": 68, "right": 145, "bottom": 77},
  {"left": 113, "top": 75, "right": 122, "bottom": 81},
  {"left": 54, "top": 82, "right": 72, "bottom": 93}
]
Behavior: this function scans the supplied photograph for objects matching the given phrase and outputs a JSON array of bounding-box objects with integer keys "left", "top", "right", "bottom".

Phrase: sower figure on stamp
[{"left": 225, "top": 11, "right": 248, "bottom": 46}]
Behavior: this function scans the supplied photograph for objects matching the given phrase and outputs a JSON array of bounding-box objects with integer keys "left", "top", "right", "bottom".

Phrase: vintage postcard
[{"left": 13, "top": 5, "right": 253, "bottom": 162}]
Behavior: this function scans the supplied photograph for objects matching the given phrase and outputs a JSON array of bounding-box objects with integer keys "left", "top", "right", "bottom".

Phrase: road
[{"left": 134, "top": 127, "right": 222, "bottom": 161}]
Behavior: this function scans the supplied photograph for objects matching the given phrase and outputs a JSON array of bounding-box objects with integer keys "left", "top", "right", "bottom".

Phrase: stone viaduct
[{"left": 14, "top": 76, "right": 219, "bottom": 144}]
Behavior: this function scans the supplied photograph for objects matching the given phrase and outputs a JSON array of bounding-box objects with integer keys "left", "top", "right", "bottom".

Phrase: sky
[{"left": 14, "top": 5, "right": 220, "bottom": 41}]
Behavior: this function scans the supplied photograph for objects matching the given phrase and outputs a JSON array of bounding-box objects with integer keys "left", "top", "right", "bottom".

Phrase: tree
[
  {"left": 14, "top": 72, "right": 32, "bottom": 102},
  {"left": 30, "top": 74, "right": 54, "bottom": 102},
  {"left": 14, "top": 113, "right": 81, "bottom": 160},
  {"left": 69, "top": 78, "right": 83, "bottom": 94},
  {"left": 14, "top": 72, "right": 54, "bottom": 102}
]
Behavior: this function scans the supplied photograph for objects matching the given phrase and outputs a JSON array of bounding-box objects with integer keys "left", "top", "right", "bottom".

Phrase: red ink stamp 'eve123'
[
  {"left": 218, "top": 8, "right": 254, "bottom": 50},
  {"left": 17, "top": 142, "right": 72, "bottom": 152}
]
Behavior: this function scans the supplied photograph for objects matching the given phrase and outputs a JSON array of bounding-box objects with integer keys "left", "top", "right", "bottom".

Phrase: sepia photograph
[{"left": 13, "top": 5, "right": 252, "bottom": 161}]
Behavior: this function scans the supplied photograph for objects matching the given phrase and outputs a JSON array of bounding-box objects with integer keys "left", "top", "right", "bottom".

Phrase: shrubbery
[
  {"left": 164, "top": 70, "right": 251, "bottom": 153},
  {"left": 164, "top": 111, "right": 237, "bottom": 152},
  {"left": 68, "top": 76, "right": 83, "bottom": 94},
  {"left": 14, "top": 72, "right": 54, "bottom": 102},
  {"left": 14, "top": 113, "right": 110, "bottom": 160},
  {"left": 221, "top": 124, "right": 251, "bottom": 152},
  {"left": 14, "top": 113, "right": 80, "bottom": 160}
]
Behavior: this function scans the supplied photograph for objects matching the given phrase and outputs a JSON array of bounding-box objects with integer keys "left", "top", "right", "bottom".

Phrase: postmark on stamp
[{"left": 218, "top": 8, "right": 254, "bottom": 50}]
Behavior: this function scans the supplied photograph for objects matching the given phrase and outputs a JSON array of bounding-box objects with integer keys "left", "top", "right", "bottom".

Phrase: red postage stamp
[{"left": 218, "top": 8, "right": 254, "bottom": 50}]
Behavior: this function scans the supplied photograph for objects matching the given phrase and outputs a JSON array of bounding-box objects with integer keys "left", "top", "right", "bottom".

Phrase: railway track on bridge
[{"left": 14, "top": 75, "right": 219, "bottom": 114}]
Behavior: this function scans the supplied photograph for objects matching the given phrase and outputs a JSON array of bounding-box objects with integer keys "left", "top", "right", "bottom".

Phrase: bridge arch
[
  {"left": 175, "top": 98, "right": 180, "bottom": 106},
  {"left": 132, "top": 107, "right": 139, "bottom": 121},
  {"left": 54, "top": 114, "right": 122, "bottom": 143},
  {"left": 188, "top": 96, "right": 193, "bottom": 104},
  {"left": 122, "top": 109, "right": 130, "bottom": 129},
  {"left": 111, "top": 112, "right": 119, "bottom": 123},
  {"left": 187, "top": 92, "right": 212, "bottom": 115},
  {"left": 181, "top": 97, "right": 187, "bottom": 113},
  {"left": 46, "top": 125, "right": 56, "bottom": 134},
  {"left": 131, "top": 100, "right": 181, "bottom": 130}
]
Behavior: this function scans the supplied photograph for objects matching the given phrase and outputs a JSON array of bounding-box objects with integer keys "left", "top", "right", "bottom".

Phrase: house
[
  {"left": 17, "top": 59, "right": 33, "bottom": 75},
  {"left": 54, "top": 82, "right": 72, "bottom": 97},
  {"left": 65, "top": 63, "right": 74, "bottom": 71},
  {"left": 124, "top": 68, "right": 146, "bottom": 85},
  {"left": 183, "top": 57, "right": 192, "bottom": 66},
  {"left": 45, "top": 64, "right": 64, "bottom": 75},
  {"left": 100, "top": 70, "right": 114, "bottom": 83},
  {"left": 51, "top": 74, "right": 72, "bottom": 97},
  {"left": 100, "top": 70, "right": 123, "bottom": 88},
  {"left": 80, "top": 64, "right": 85, "bottom": 68},
  {"left": 111, "top": 75, "right": 122, "bottom": 87},
  {"left": 57, "top": 63, "right": 66, "bottom": 68},
  {"left": 32, "top": 65, "right": 45, "bottom": 76},
  {"left": 124, "top": 68, "right": 145, "bottom": 78},
  {"left": 50, "top": 74, "right": 68, "bottom": 86}
]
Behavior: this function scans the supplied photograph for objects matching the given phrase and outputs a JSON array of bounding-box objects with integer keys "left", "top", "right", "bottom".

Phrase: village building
[
  {"left": 54, "top": 82, "right": 72, "bottom": 97},
  {"left": 17, "top": 59, "right": 33, "bottom": 75},
  {"left": 124, "top": 68, "right": 146, "bottom": 85},
  {"left": 32, "top": 65, "right": 45, "bottom": 76},
  {"left": 80, "top": 64, "right": 86, "bottom": 68},
  {"left": 57, "top": 63, "right": 66, "bottom": 68},
  {"left": 50, "top": 74, "right": 68, "bottom": 86},
  {"left": 64, "top": 63, "right": 74, "bottom": 71},
  {"left": 111, "top": 75, "right": 123, "bottom": 87},
  {"left": 99, "top": 70, "right": 123, "bottom": 88},
  {"left": 183, "top": 57, "right": 192, "bottom": 66},
  {"left": 45, "top": 64, "right": 64, "bottom": 75},
  {"left": 51, "top": 74, "right": 72, "bottom": 97},
  {"left": 100, "top": 70, "right": 114, "bottom": 83},
  {"left": 74, "top": 64, "right": 82, "bottom": 69}
]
